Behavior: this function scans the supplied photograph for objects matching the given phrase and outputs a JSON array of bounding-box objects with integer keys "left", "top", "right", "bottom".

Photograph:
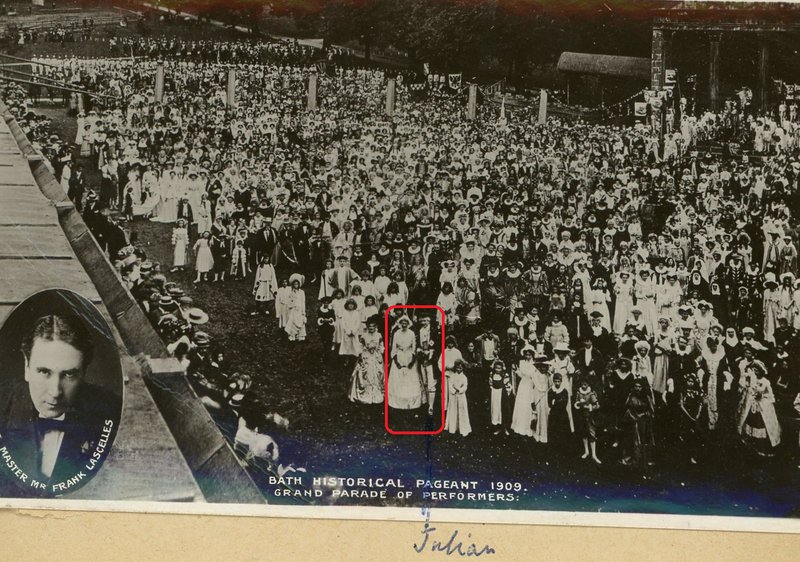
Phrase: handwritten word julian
[{"left": 413, "top": 520, "right": 495, "bottom": 557}]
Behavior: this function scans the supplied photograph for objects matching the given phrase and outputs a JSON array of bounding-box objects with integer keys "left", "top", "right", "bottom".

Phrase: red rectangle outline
[{"left": 384, "top": 305, "right": 446, "bottom": 435}]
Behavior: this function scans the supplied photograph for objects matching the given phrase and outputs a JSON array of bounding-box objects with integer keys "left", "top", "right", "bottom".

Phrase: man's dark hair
[{"left": 21, "top": 314, "right": 94, "bottom": 366}]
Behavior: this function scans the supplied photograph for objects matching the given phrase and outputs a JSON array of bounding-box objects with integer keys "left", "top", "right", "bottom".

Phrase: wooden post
[
  {"left": 385, "top": 78, "right": 396, "bottom": 116},
  {"left": 154, "top": 64, "right": 164, "bottom": 103},
  {"left": 467, "top": 83, "right": 477, "bottom": 120},
  {"left": 709, "top": 34, "right": 721, "bottom": 112},
  {"left": 307, "top": 72, "right": 318, "bottom": 111},
  {"left": 226, "top": 68, "right": 236, "bottom": 108},
  {"left": 758, "top": 43, "right": 770, "bottom": 113},
  {"left": 538, "top": 89, "right": 548, "bottom": 124}
]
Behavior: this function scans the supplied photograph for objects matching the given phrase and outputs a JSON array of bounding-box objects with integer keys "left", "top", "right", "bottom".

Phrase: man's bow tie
[{"left": 37, "top": 418, "right": 68, "bottom": 434}]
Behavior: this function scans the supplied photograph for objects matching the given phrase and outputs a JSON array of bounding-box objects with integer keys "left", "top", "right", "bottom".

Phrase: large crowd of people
[{"left": 7, "top": 34, "right": 800, "bottom": 481}]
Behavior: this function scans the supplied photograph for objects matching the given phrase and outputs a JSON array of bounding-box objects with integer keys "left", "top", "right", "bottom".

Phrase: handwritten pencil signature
[{"left": 413, "top": 516, "right": 495, "bottom": 557}]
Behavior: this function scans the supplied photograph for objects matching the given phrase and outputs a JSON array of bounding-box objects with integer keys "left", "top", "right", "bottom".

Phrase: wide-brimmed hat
[
  {"left": 193, "top": 331, "right": 211, "bottom": 347},
  {"left": 184, "top": 307, "right": 209, "bottom": 325}
]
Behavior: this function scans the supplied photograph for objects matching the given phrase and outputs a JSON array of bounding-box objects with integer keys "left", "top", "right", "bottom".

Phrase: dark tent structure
[
  {"left": 557, "top": 52, "right": 651, "bottom": 80},
  {"left": 556, "top": 52, "right": 651, "bottom": 110}
]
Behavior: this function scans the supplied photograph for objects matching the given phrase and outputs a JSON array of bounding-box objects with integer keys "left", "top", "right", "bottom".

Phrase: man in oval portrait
[{"left": 0, "top": 314, "right": 121, "bottom": 493}]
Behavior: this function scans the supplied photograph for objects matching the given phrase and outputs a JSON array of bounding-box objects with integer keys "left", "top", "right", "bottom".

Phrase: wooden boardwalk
[{"left": 0, "top": 118, "right": 203, "bottom": 502}]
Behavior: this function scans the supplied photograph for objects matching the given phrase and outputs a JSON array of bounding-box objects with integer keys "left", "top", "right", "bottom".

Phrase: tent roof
[{"left": 557, "top": 52, "right": 651, "bottom": 80}]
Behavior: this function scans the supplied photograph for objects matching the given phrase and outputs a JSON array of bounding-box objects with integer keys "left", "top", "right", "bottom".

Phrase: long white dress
[
  {"left": 635, "top": 278, "right": 658, "bottom": 336},
  {"left": 614, "top": 278, "right": 634, "bottom": 335},
  {"left": 511, "top": 360, "right": 536, "bottom": 436},
  {"left": 445, "top": 371, "right": 471, "bottom": 436},
  {"left": 193, "top": 238, "right": 214, "bottom": 273},
  {"left": 387, "top": 328, "right": 424, "bottom": 410},
  {"left": 338, "top": 309, "right": 363, "bottom": 357},
  {"left": 349, "top": 331, "right": 385, "bottom": 404},
  {"left": 587, "top": 288, "right": 612, "bottom": 331},
  {"left": 253, "top": 264, "right": 278, "bottom": 301},
  {"left": 438, "top": 347, "right": 463, "bottom": 412},
  {"left": 172, "top": 227, "right": 188, "bottom": 267},
  {"left": 284, "top": 288, "right": 307, "bottom": 341},
  {"left": 530, "top": 363, "right": 550, "bottom": 443}
]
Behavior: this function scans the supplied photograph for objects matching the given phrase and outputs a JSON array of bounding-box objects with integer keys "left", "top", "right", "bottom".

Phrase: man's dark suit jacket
[{"left": 0, "top": 380, "right": 121, "bottom": 496}]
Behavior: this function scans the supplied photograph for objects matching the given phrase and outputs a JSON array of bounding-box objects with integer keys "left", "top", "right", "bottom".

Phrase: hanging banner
[
  {"left": 423, "top": 63, "right": 430, "bottom": 75},
  {"left": 634, "top": 102, "right": 647, "bottom": 117},
  {"left": 665, "top": 69, "right": 676, "bottom": 85},
  {"left": 448, "top": 73, "right": 462, "bottom": 90}
]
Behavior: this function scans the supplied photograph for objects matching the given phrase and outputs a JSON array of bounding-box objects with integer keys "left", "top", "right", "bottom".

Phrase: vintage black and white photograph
[
  {"left": 0, "top": 289, "right": 123, "bottom": 497},
  {"left": 1, "top": 0, "right": 800, "bottom": 528}
]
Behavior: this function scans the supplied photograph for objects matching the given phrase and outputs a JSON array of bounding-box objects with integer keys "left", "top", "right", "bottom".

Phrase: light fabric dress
[
  {"left": 445, "top": 370, "right": 471, "bottom": 436},
  {"left": 172, "top": 226, "right": 188, "bottom": 268},
  {"left": 511, "top": 360, "right": 536, "bottom": 436},
  {"left": 253, "top": 264, "right": 278, "bottom": 302},
  {"left": 388, "top": 328, "right": 424, "bottom": 409},
  {"left": 338, "top": 309, "right": 363, "bottom": 357},
  {"left": 284, "top": 288, "right": 307, "bottom": 341},
  {"left": 349, "top": 331, "right": 385, "bottom": 404},
  {"left": 193, "top": 238, "right": 214, "bottom": 273}
]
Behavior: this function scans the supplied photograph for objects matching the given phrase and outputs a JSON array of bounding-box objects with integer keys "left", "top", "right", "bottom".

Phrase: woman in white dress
[
  {"left": 338, "top": 298, "right": 363, "bottom": 368},
  {"left": 445, "top": 361, "right": 471, "bottom": 437},
  {"left": 737, "top": 361, "right": 781, "bottom": 455},
  {"left": 193, "top": 231, "right": 214, "bottom": 283},
  {"left": 587, "top": 278, "right": 612, "bottom": 332},
  {"left": 348, "top": 319, "right": 385, "bottom": 405},
  {"left": 613, "top": 270, "right": 634, "bottom": 335},
  {"left": 252, "top": 257, "right": 278, "bottom": 316},
  {"left": 511, "top": 346, "right": 537, "bottom": 437},
  {"left": 162, "top": 170, "right": 179, "bottom": 223},
  {"left": 634, "top": 268, "right": 658, "bottom": 337},
  {"left": 171, "top": 218, "right": 189, "bottom": 272},
  {"left": 284, "top": 273, "right": 307, "bottom": 342},
  {"left": 387, "top": 316, "right": 425, "bottom": 410},
  {"left": 437, "top": 336, "right": 463, "bottom": 413},
  {"left": 318, "top": 259, "right": 336, "bottom": 300},
  {"left": 196, "top": 194, "right": 212, "bottom": 234}
]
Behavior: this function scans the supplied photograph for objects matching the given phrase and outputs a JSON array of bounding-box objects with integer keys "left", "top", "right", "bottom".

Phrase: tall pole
[
  {"left": 154, "top": 64, "right": 164, "bottom": 103},
  {"left": 385, "top": 78, "right": 396, "bottom": 116},
  {"left": 538, "top": 89, "right": 548, "bottom": 124},
  {"left": 307, "top": 72, "right": 318, "bottom": 111},
  {"left": 709, "top": 33, "right": 721, "bottom": 113},
  {"left": 467, "top": 83, "right": 477, "bottom": 120},
  {"left": 226, "top": 68, "right": 236, "bottom": 108},
  {"left": 758, "top": 42, "right": 770, "bottom": 113}
]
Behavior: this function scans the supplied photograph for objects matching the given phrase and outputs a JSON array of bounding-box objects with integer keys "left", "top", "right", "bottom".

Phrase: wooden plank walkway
[{"left": 0, "top": 118, "right": 202, "bottom": 502}]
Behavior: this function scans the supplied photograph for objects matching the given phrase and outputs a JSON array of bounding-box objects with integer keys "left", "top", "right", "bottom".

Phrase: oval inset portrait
[{"left": 0, "top": 289, "right": 123, "bottom": 497}]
